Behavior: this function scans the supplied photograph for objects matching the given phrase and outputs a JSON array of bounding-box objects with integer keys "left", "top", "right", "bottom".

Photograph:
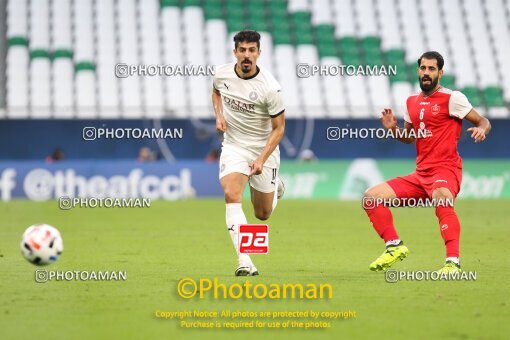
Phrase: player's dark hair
[
  {"left": 418, "top": 51, "right": 444, "bottom": 70},
  {"left": 233, "top": 30, "right": 261, "bottom": 50}
]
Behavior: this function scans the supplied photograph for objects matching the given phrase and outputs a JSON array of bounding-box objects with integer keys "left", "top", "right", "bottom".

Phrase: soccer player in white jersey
[{"left": 212, "top": 30, "right": 286, "bottom": 276}]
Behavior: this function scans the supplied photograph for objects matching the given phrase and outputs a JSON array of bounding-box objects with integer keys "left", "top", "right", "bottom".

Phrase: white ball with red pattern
[{"left": 20, "top": 224, "right": 64, "bottom": 265}]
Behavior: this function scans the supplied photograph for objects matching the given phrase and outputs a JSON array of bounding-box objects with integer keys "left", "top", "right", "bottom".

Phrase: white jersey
[{"left": 213, "top": 63, "right": 285, "bottom": 168}]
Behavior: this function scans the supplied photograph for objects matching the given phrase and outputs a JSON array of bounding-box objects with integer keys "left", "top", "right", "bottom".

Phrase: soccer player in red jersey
[{"left": 364, "top": 51, "right": 491, "bottom": 273}]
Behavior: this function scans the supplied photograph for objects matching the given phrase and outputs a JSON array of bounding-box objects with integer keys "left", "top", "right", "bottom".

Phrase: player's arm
[
  {"left": 212, "top": 86, "right": 226, "bottom": 132},
  {"left": 249, "top": 112, "right": 285, "bottom": 176},
  {"left": 380, "top": 108, "right": 415, "bottom": 144},
  {"left": 464, "top": 109, "right": 491, "bottom": 143}
]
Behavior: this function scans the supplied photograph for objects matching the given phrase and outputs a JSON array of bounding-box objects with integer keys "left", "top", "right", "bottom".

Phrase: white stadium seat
[
  {"left": 321, "top": 57, "right": 348, "bottom": 117},
  {"left": 162, "top": 6, "right": 187, "bottom": 116},
  {"left": 183, "top": 6, "right": 210, "bottom": 118},
  {"left": 296, "top": 45, "right": 324, "bottom": 116},
  {"left": 462, "top": 0, "right": 499, "bottom": 88},
  {"left": 6, "top": 46, "right": 29, "bottom": 117},
  {"left": 95, "top": 0, "right": 119, "bottom": 117},
  {"left": 287, "top": 0, "right": 309, "bottom": 13},
  {"left": 332, "top": 0, "right": 356, "bottom": 37},
  {"left": 139, "top": 0, "right": 164, "bottom": 118},
  {"left": 310, "top": 0, "right": 333, "bottom": 25},
  {"left": 376, "top": 0, "right": 402, "bottom": 50},
  {"left": 52, "top": 58, "right": 74, "bottom": 118},
  {"left": 440, "top": 0, "right": 477, "bottom": 88},
  {"left": 116, "top": 0, "right": 141, "bottom": 117},
  {"left": 354, "top": 0, "right": 378, "bottom": 37},
  {"left": 398, "top": 0, "right": 426, "bottom": 63},
  {"left": 274, "top": 45, "right": 302, "bottom": 117},
  {"left": 7, "top": 0, "right": 28, "bottom": 37}
]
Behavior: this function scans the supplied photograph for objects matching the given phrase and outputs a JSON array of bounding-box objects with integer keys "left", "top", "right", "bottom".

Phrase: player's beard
[
  {"left": 419, "top": 75, "right": 438, "bottom": 92},
  {"left": 240, "top": 60, "right": 252, "bottom": 73}
]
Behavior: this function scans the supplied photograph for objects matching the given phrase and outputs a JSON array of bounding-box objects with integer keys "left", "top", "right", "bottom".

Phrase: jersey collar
[{"left": 234, "top": 64, "right": 260, "bottom": 80}]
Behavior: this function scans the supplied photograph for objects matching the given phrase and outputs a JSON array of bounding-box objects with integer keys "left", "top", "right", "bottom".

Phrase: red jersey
[{"left": 405, "top": 87, "right": 473, "bottom": 175}]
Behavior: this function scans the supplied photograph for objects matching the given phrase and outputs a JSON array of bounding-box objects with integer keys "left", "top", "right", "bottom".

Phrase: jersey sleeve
[
  {"left": 266, "top": 88, "right": 285, "bottom": 117},
  {"left": 449, "top": 91, "right": 473, "bottom": 119},
  {"left": 404, "top": 110, "right": 412, "bottom": 123},
  {"left": 212, "top": 73, "right": 219, "bottom": 90},
  {"left": 404, "top": 97, "right": 412, "bottom": 123}
]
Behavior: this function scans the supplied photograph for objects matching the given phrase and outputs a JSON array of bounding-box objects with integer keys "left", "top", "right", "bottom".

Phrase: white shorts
[{"left": 219, "top": 144, "right": 279, "bottom": 194}]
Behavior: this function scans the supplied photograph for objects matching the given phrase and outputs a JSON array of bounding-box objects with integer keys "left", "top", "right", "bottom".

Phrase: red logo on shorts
[
  {"left": 239, "top": 224, "right": 269, "bottom": 254},
  {"left": 431, "top": 104, "right": 440, "bottom": 115}
]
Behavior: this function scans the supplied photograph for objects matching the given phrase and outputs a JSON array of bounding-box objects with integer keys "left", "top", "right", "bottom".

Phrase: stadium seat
[
  {"left": 484, "top": 0, "right": 510, "bottom": 101},
  {"left": 139, "top": 0, "right": 164, "bottom": 118},
  {"left": 117, "top": 0, "right": 143, "bottom": 117},
  {"left": 417, "top": 0, "right": 450, "bottom": 63},
  {"left": 288, "top": 0, "right": 309, "bottom": 13},
  {"left": 6, "top": 42, "right": 29, "bottom": 117},
  {"left": 368, "top": 75, "right": 392, "bottom": 112},
  {"left": 310, "top": 0, "right": 332, "bottom": 25},
  {"left": 462, "top": 86, "right": 483, "bottom": 108},
  {"left": 30, "top": 51, "right": 51, "bottom": 117},
  {"left": 332, "top": 0, "right": 356, "bottom": 37},
  {"left": 6, "top": 0, "right": 28, "bottom": 117},
  {"left": 462, "top": 0, "right": 499, "bottom": 88},
  {"left": 391, "top": 82, "right": 414, "bottom": 116},
  {"left": 398, "top": 0, "right": 426, "bottom": 63},
  {"left": 441, "top": 75, "right": 456, "bottom": 90},
  {"left": 354, "top": 0, "right": 378, "bottom": 37},
  {"left": 28, "top": 0, "right": 50, "bottom": 117},
  {"left": 376, "top": 0, "right": 402, "bottom": 50},
  {"left": 183, "top": 6, "right": 211, "bottom": 117},
  {"left": 344, "top": 75, "right": 369, "bottom": 117},
  {"left": 75, "top": 62, "right": 96, "bottom": 117},
  {"left": 440, "top": 0, "right": 477, "bottom": 88},
  {"left": 162, "top": 5, "right": 187, "bottom": 116},
  {"left": 274, "top": 44, "right": 301, "bottom": 117},
  {"left": 321, "top": 56, "right": 347, "bottom": 117},
  {"left": 258, "top": 32, "right": 275, "bottom": 74},
  {"left": 52, "top": 54, "right": 74, "bottom": 118},
  {"left": 95, "top": 0, "right": 119, "bottom": 117},
  {"left": 296, "top": 45, "right": 324, "bottom": 116},
  {"left": 3, "top": 0, "right": 509, "bottom": 118}
]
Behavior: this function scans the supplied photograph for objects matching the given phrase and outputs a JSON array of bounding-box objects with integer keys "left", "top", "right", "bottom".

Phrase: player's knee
[
  {"left": 363, "top": 188, "right": 373, "bottom": 198},
  {"left": 432, "top": 188, "right": 454, "bottom": 208},
  {"left": 223, "top": 187, "right": 243, "bottom": 203},
  {"left": 363, "top": 187, "right": 380, "bottom": 200}
]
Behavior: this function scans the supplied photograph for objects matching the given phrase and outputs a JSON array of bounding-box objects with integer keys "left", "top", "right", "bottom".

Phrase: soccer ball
[{"left": 20, "top": 224, "right": 64, "bottom": 265}]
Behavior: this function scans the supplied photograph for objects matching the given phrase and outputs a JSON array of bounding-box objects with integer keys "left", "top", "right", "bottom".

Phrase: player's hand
[
  {"left": 380, "top": 108, "right": 397, "bottom": 130},
  {"left": 216, "top": 116, "right": 227, "bottom": 133},
  {"left": 249, "top": 158, "right": 264, "bottom": 176},
  {"left": 467, "top": 127, "right": 486, "bottom": 143}
]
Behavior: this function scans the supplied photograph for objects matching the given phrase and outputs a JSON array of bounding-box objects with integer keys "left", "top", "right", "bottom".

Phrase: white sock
[
  {"left": 271, "top": 178, "right": 279, "bottom": 211},
  {"left": 446, "top": 257, "right": 460, "bottom": 265},
  {"left": 226, "top": 203, "right": 252, "bottom": 265},
  {"left": 385, "top": 239, "right": 401, "bottom": 247}
]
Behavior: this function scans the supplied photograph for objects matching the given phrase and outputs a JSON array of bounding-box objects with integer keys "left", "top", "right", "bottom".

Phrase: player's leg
[
  {"left": 219, "top": 146, "right": 260, "bottom": 276},
  {"left": 220, "top": 172, "right": 257, "bottom": 276},
  {"left": 249, "top": 167, "right": 280, "bottom": 220},
  {"left": 250, "top": 188, "right": 274, "bottom": 221},
  {"left": 364, "top": 182, "right": 409, "bottom": 271},
  {"left": 364, "top": 174, "right": 428, "bottom": 271},
  {"left": 431, "top": 170, "right": 462, "bottom": 272},
  {"left": 363, "top": 182, "right": 400, "bottom": 245}
]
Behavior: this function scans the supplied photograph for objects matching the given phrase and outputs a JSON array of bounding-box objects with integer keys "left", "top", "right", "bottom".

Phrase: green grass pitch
[{"left": 0, "top": 199, "right": 509, "bottom": 339}]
